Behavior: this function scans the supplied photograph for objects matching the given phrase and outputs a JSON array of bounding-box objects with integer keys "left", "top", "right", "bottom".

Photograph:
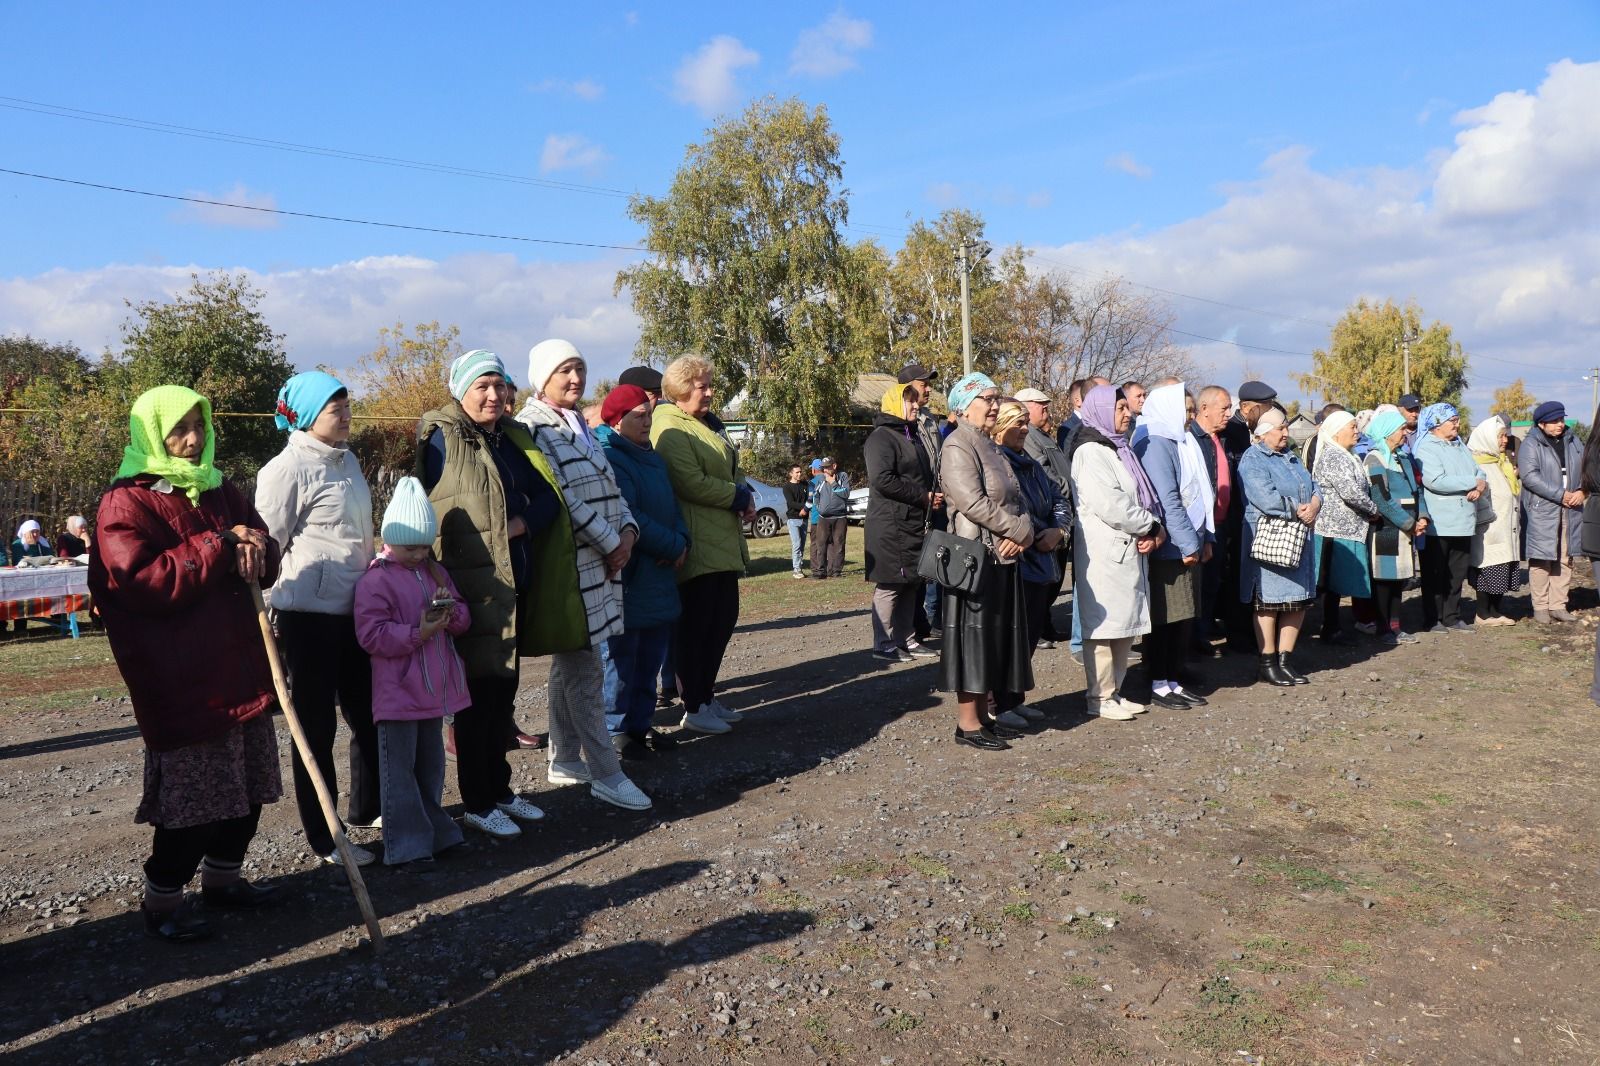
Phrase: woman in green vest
[
  {"left": 651, "top": 354, "right": 754, "bottom": 734},
  {"left": 418, "top": 350, "right": 561, "bottom": 840}
]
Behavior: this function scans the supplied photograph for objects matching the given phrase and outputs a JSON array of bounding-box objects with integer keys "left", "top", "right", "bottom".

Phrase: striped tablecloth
[{"left": 0, "top": 566, "right": 90, "bottom": 622}]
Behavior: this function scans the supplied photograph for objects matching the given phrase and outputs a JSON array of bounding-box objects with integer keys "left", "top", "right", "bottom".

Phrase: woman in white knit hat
[{"left": 516, "top": 338, "right": 652, "bottom": 812}]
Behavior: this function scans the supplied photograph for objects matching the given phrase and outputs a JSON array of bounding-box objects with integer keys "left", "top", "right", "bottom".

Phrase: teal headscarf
[
  {"left": 1366, "top": 410, "right": 1407, "bottom": 470},
  {"left": 947, "top": 372, "right": 997, "bottom": 414}
]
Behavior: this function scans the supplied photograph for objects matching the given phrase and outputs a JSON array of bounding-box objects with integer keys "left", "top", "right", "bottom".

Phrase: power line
[
  {"left": 0, "top": 167, "right": 646, "bottom": 252},
  {"left": 0, "top": 95, "right": 636, "bottom": 199}
]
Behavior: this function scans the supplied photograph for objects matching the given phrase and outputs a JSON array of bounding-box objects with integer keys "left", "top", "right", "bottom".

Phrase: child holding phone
[{"left": 355, "top": 477, "right": 493, "bottom": 865}]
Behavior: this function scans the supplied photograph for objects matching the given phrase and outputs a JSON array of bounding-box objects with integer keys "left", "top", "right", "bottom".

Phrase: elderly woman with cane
[
  {"left": 939, "top": 373, "right": 1036, "bottom": 749},
  {"left": 89, "top": 385, "right": 284, "bottom": 942},
  {"left": 1238, "top": 406, "right": 1321, "bottom": 685},
  {"left": 518, "top": 339, "right": 652, "bottom": 811}
]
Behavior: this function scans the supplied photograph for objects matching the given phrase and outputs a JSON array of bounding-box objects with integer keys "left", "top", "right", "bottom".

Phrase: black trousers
[
  {"left": 279, "top": 611, "right": 378, "bottom": 854},
  {"left": 145, "top": 805, "right": 261, "bottom": 890},
  {"left": 675, "top": 570, "right": 740, "bottom": 714},
  {"left": 1372, "top": 580, "right": 1403, "bottom": 632},
  {"left": 1420, "top": 535, "right": 1472, "bottom": 627},
  {"left": 1042, "top": 549, "right": 1069, "bottom": 639},
  {"left": 1147, "top": 619, "right": 1192, "bottom": 684},
  {"left": 455, "top": 673, "right": 518, "bottom": 816},
  {"left": 1219, "top": 519, "right": 1252, "bottom": 645},
  {"left": 1196, "top": 532, "right": 1226, "bottom": 648},
  {"left": 811, "top": 517, "right": 848, "bottom": 576}
]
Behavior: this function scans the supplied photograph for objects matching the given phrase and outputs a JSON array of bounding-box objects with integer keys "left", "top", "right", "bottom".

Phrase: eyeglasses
[{"left": 970, "top": 394, "right": 1000, "bottom": 406}]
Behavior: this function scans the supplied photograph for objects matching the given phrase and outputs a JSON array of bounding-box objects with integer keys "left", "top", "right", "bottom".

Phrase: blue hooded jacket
[{"left": 596, "top": 425, "right": 689, "bottom": 629}]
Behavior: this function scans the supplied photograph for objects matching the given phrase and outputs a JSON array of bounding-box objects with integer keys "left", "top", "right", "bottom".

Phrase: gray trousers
[
  {"left": 378, "top": 719, "right": 463, "bottom": 865},
  {"left": 548, "top": 647, "right": 623, "bottom": 781},
  {"left": 871, "top": 583, "right": 918, "bottom": 652}
]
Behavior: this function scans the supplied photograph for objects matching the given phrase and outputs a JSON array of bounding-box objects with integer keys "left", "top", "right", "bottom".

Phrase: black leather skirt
[{"left": 939, "top": 562, "right": 1034, "bottom": 696}]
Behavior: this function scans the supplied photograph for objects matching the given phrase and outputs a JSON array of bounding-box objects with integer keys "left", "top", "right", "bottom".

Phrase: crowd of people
[{"left": 66, "top": 343, "right": 1600, "bottom": 942}]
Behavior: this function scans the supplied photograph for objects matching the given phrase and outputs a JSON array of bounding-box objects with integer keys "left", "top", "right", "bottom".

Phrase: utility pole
[
  {"left": 955, "top": 239, "right": 991, "bottom": 377},
  {"left": 1588, "top": 368, "right": 1600, "bottom": 418},
  {"left": 1399, "top": 326, "right": 1419, "bottom": 394}
]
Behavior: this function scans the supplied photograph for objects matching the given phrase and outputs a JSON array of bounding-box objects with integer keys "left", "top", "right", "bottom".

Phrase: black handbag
[{"left": 917, "top": 442, "right": 993, "bottom": 595}]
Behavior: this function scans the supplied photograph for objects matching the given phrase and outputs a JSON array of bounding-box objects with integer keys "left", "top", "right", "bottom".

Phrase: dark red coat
[{"left": 88, "top": 476, "right": 282, "bottom": 752}]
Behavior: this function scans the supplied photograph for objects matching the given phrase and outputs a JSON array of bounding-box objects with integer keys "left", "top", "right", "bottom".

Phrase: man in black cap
[
  {"left": 1218, "top": 380, "right": 1278, "bottom": 649},
  {"left": 619, "top": 366, "right": 665, "bottom": 407},
  {"left": 1396, "top": 393, "right": 1422, "bottom": 449}
]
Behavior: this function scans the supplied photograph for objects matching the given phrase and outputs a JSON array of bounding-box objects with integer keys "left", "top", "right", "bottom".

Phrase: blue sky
[{"left": 3, "top": 2, "right": 1597, "bottom": 412}]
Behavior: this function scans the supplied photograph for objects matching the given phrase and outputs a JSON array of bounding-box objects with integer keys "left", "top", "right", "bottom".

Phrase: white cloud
[
  {"left": 173, "top": 182, "right": 280, "bottom": 230},
  {"left": 539, "top": 133, "right": 612, "bottom": 174},
  {"left": 1024, "top": 190, "right": 1053, "bottom": 210},
  {"left": 0, "top": 253, "right": 643, "bottom": 383},
  {"left": 1105, "top": 152, "right": 1152, "bottom": 179},
  {"left": 529, "top": 77, "right": 605, "bottom": 101},
  {"left": 672, "top": 35, "right": 759, "bottom": 116},
  {"left": 924, "top": 181, "right": 961, "bottom": 208},
  {"left": 789, "top": 12, "right": 873, "bottom": 78},
  {"left": 1030, "top": 59, "right": 1600, "bottom": 415}
]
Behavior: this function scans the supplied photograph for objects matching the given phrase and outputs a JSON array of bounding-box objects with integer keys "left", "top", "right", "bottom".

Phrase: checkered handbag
[{"left": 1249, "top": 498, "right": 1308, "bottom": 569}]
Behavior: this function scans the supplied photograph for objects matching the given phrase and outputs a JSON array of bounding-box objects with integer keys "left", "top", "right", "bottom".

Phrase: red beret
[{"left": 601, "top": 384, "right": 651, "bottom": 426}]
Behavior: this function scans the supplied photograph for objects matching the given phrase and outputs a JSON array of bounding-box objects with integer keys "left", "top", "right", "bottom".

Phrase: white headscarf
[
  {"left": 16, "top": 519, "right": 40, "bottom": 540},
  {"left": 1144, "top": 382, "right": 1214, "bottom": 534},
  {"left": 1316, "top": 410, "right": 1357, "bottom": 459},
  {"left": 1466, "top": 414, "right": 1506, "bottom": 455}
]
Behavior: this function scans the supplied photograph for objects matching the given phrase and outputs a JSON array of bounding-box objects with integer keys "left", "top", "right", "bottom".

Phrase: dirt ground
[{"left": 5, "top": 538, "right": 1600, "bottom": 1065}]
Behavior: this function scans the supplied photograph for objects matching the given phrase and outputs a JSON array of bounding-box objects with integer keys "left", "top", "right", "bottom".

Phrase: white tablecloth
[{"left": 0, "top": 565, "right": 90, "bottom": 602}]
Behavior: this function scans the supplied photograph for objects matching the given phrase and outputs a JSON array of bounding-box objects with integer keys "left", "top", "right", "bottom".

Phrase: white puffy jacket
[{"left": 255, "top": 431, "right": 374, "bottom": 614}]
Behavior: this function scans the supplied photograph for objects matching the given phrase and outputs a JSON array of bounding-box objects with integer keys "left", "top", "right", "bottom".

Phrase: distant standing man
[
  {"left": 1121, "top": 380, "right": 1148, "bottom": 417},
  {"left": 782, "top": 464, "right": 811, "bottom": 580},
  {"left": 1221, "top": 380, "right": 1278, "bottom": 650},
  {"left": 1018, "top": 387, "right": 1074, "bottom": 644},
  {"left": 1188, "top": 385, "right": 1235, "bottom": 654},
  {"left": 899, "top": 363, "right": 946, "bottom": 640},
  {"left": 811, "top": 458, "right": 851, "bottom": 579}
]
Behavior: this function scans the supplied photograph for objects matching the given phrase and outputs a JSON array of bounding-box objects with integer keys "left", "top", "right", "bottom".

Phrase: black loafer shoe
[
  {"left": 201, "top": 879, "right": 282, "bottom": 909},
  {"left": 980, "top": 718, "right": 1025, "bottom": 739},
  {"left": 1150, "top": 691, "right": 1191, "bottom": 710},
  {"left": 612, "top": 734, "right": 651, "bottom": 761},
  {"left": 143, "top": 902, "right": 211, "bottom": 942},
  {"left": 642, "top": 728, "right": 679, "bottom": 751},
  {"left": 1175, "top": 690, "right": 1209, "bottom": 706},
  {"left": 954, "top": 727, "right": 1010, "bottom": 751}
]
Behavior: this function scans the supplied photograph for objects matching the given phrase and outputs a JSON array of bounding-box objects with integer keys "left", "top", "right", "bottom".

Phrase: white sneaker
[
  {"left": 1088, "top": 699, "right": 1136, "bottom": 721},
  {"left": 792, "top": 571, "right": 807, "bottom": 580},
  {"left": 497, "top": 795, "right": 546, "bottom": 821},
  {"left": 346, "top": 815, "right": 382, "bottom": 830},
  {"left": 681, "top": 705, "right": 732, "bottom": 734},
  {"left": 463, "top": 808, "right": 522, "bottom": 838},
  {"left": 995, "top": 709, "right": 1029, "bottom": 728},
  {"left": 547, "top": 761, "right": 591, "bottom": 785},
  {"left": 1115, "top": 696, "right": 1149, "bottom": 715},
  {"left": 708, "top": 698, "right": 743, "bottom": 723},
  {"left": 591, "top": 777, "right": 653, "bottom": 811},
  {"left": 1013, "top": 704, "right": 1045, "bottom": 720},
  {"left": 319, "top": 843, "right": 376, "bottom": 867}
]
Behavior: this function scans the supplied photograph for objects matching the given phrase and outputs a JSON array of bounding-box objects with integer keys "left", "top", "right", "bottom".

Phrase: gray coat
[
  {"left": 1518, "top": 429, "right": 1583, "bottom": 561},
  {"left": 938, "top": 421, "right": 1031, "bottom": 565},
  {"left": 1023, "top": 424, "right": 1072, "bottom": 497}
]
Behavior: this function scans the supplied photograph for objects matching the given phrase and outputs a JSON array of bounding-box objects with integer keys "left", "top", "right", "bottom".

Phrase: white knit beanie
[
  {"left": 527, "top": 338, "right": 586, "bottom": 399},
  {"left": 381, "top": 477, "right": 438, "bottom": 547}
]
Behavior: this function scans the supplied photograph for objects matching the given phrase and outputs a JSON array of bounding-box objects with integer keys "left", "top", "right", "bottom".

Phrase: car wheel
[{"left": 752, "top": 510, "right": 781, "bottom": 538}]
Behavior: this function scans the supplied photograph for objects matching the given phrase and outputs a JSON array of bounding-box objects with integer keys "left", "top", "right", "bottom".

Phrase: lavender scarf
[{"left": 1080, "top": 384, "right": 1162, "bottom": 516}]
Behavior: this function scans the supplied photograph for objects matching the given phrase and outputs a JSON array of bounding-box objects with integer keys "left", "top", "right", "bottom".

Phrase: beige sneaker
[{"left": 1089, "top": 698, "right": 1137, "bottom": 721}]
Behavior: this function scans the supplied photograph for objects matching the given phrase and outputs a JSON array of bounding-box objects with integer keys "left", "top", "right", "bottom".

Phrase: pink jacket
[{"left": 354, "top": 552, "right": 473, "bottom": 722}]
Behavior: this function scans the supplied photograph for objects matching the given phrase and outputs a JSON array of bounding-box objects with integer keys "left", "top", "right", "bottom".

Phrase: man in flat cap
[{"left": 619, "top": 366, "right": 665, "bottom": 407}]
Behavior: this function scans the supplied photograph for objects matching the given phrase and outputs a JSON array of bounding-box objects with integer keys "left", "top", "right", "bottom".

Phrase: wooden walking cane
[{"left": 250, "top": 583, "right": 385, "bottom": 953}]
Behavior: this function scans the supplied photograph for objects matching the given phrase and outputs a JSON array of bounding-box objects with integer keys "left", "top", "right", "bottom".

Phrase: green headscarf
[{"left": 114, "top": 385, "right": 224, "bottom": 505}]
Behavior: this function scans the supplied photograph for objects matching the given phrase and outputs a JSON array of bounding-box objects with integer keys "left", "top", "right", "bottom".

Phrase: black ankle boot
[
  {"left": 1277, "top": 652, "right": 1310, "bottom": 684},
  {"left": 1258, "top": 654, "right": 1295, "bottom": 687}
]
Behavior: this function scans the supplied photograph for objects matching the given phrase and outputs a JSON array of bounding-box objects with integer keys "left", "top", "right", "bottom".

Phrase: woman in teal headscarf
[
  {"left": 89, "top": 385, "right": 285, "bottom": 942},
  {"left": 1363, "top": 409, "right": 1430, "bottom": 645}
]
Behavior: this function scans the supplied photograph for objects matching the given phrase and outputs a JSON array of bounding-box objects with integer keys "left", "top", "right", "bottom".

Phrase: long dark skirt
[{"left": 940, "top": 562, "right": 1033, "bottom": 696}]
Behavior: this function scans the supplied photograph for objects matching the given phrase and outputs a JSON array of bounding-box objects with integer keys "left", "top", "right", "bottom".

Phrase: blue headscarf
[
  {"left": 274, "top": 371, "right": 346, "bottom": 433},
  {"left": 947, "top": 372, "right": 997, "bottom": 414},
  {"left": 1419, "top": 402, "right": 1458, "bottom": 435},
  {"left": 1366, "top": 409, "right": 1407, "bottom": 470}
]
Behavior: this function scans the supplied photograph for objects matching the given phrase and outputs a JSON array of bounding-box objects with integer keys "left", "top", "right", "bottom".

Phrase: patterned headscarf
[
  {"left": 1420, "top": 402, "right": 1458, "bottom": 435},
  {"left": 114, "top": 385, "right": 224, "bottom": 505},
  {"left": 1080, "top": 385, "right": 1161, "bottom": 515},
  {"left": 947, "top": 372, "right": 997, "bottom": 414},
  {"left": 1366, "top": 410, "right": 1407, "bottom": 471}
]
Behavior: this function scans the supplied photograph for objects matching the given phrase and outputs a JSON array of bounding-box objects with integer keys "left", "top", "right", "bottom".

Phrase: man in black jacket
[{"left": 1189, "top": 385, "right": 1234, "bottom": 654}]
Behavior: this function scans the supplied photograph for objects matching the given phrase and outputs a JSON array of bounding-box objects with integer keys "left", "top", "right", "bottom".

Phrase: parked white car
[{"left": 847, "top": 486, "right": 869, "bottom": 525}]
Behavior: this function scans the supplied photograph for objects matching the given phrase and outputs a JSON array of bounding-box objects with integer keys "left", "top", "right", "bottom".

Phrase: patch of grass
[
  {"left": 757, "top": 953, "right": 788, "bottom": 966},
  {"left": 1256, "top": 857, "right": 1347, "bottom": 893},
  {"left": 1065, "top": 973, "right": 1097, "bottom": 990},
  {"left": 1120, "top": 891, "right": 1148, "bottom": 906},
  {"left": 1037, "top": 805, "right": 1081, "bottom": 827},
  {"left": 1427, "top": 792, "right": 1454, "bottom": 806},
  {"left": 988, "top": 819, "right": 1025, "bottom": 837},
  {"left": 1171, "top": 973, "right": 1289, "bottom": 1054},
  {"left": 1553, "top": 902, "right": 1586, "bottom": 922},
  {"left": 1037, "top": 852, "right": 1073, "bottom": 872},
  {"left": 761, "top": 889, "right": 818, "bottom": 917},
  {"left": 1326, "top": 970, "right": 1367, "bottom": 989},
  {"left": 968, "top": 915, "right": 1002, "bottom": 936},
  {"left": 882, "top": 1013, "right": 921, "bottom": 1033},
  {"left": 1069, "top": 919, "right": 1109, "bottom": 940},
  {"left": 1338, "top": 939, "right": 1375, "bottom": 960},
  {"left": 834, "top": 858, "right": 888, "bottom": 879},
  {"left": 1001, "top": 901, "right": 1039, "bottom": 923},
  {"left": 905, "top": 854, "right": 953, "bottom": 881},
  {"left": 1392, "top": 798, "right": 1430, "bottom": 811}
]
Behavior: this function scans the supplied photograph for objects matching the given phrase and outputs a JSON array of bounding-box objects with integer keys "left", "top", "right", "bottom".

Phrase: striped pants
[{"left": 547, "top": 646, "right": 622, "bottom": 781}]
